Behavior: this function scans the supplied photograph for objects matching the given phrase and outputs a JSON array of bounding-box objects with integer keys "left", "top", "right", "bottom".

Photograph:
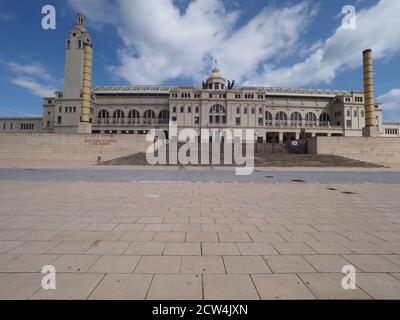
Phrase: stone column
[{"left": 279, "top": 132, "right": 284, "bottom": 144}]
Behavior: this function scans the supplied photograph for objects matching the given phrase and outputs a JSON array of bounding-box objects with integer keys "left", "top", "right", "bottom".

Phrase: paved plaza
[{"left": 0, "top": 167, "right": 400, "bottom": 299}]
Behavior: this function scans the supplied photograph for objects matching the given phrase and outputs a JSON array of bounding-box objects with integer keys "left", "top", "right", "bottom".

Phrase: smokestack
[
  {"left": 80, "top": 43, "right": 93, "bottom": 124},
  {"left": 363, "top": 49, "right": 375, "bottom": 127}
]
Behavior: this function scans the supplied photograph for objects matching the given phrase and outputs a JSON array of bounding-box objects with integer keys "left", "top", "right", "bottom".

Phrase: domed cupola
[{"left": 202, "top": 61, "right": 226, "bottom": 90}]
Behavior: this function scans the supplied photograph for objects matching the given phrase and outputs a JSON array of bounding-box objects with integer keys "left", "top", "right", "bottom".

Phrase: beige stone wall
[
  {"left": 308, "top": 136, "right": 400, "bottom": 166},
  {"left": 0, "top": 133, "right": 150, "bottom": 164}
]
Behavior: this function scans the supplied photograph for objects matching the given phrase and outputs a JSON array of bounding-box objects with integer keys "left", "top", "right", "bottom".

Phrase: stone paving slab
[
  {"left": 30, "top": 273, "right": 105, "bottom": 299},
  {"left": 251, "top": 274, "right": 315, "bottom": 299},
  {"left": 89, "top": 274, "right": 153, "bottom": 300},
  {"left": 147, "top": 274, "right": 202, "bottom": 300},
  {"left": 203, "top": 274, "right": 260, "bottom": 300},
  {"left": 0, "top": 179, "right": 400, "bottom": 299},
  {"left": 298, "top": 273, "right": 372, "bottom": 299},
  {"left": 0, "top": 273, "right": 43, "bottom": 299}
]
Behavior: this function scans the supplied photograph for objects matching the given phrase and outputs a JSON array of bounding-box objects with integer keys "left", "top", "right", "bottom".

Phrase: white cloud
[
  {"left": 67, "top": 0, "right": 400, "bottom": 90},
  {"left": 6, "top": 61, "right": 58, "bottom": 98},
  {"left": 68, "top": 0, "right": 316, "bottom": 84},
  {"left": 215, "top": 2, "right": 317, "bottom": 83},
  {"left": 0, "top": 107, "right": 40, "bottom": 118},
  {"left": 7, "top": 62, "right": 52, "bottom": 81},
  {"left": 9, "top": 77, "right": 56, "bottom": 98},
  {"left": 252, "top": 0, "right": 400, "bottom": 86},
  {"left": 109, "top": 0, "right": 240, "bottom": 84},
  {"left": 378, "top": 89, "right": 400, "bottom": 110}
]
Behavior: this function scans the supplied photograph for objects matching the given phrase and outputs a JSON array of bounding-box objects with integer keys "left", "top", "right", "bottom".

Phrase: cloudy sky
[{"left": 0, "top": 0, "right": 399, "bottom": 120}]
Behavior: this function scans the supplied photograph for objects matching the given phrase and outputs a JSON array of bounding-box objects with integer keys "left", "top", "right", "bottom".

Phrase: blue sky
[{"left": 0, "top": 0, "right": 399, "bottom": 120}]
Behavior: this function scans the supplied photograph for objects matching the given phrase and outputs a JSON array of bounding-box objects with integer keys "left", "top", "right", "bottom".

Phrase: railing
[
  {"left": 95, "top": 118, "right": 342, "bottom": 130},
  {"left": 265, "top": 121, "right": 335, "bottom": 128},
  {"left": 96, "top": 118, "right": 169, "bottom": 126}
]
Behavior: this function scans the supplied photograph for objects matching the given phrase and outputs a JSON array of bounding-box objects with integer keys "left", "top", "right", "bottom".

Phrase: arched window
[
  {"left": 290, "top": 112, "right": 302, "bottom": 126},
  {"left": 143, "top": 110, "right": 155, "bottom": 124},
  {"left": 128, "top": 110, "right": 140, "bottom": 119},
  {"left": 98, "top": 110, "right": 109, "bottom": 119},
  {"left": 209, "top": 104, "right": 226, "bottom": 114},
  {"left": 158, "top": 110, "right": 169, "bottom": 123},
  {"left": 113, "top": 109, "right": 124, "bottom": 119},
  {"left": 275, "top": 111, "right": 288, "bottom": 125},
  {"left": 305, "top": 112, "right": 317, "bottom": 126},
  {"left": 290, "top": 112, "right": 302, "bottom": 121},
  {"left": 144, "top": 110, "right": 156, "bottom": 119},
  {"left": 319, "top": 113, "right": 331, "bottom": 124},
  {"left": 265, "top": 111, "right": 273, "bottom": 125},
  {"left": 208, "top": 104, "right": 226, "bottom": 124}
]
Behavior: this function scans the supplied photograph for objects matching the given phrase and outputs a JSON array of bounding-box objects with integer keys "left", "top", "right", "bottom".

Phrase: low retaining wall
[
  {"left": 0, "top": 133, "right": 150, "bottom": 164},
  {"left": 308, "top": 136, "right": 400, "bottom": 167}
]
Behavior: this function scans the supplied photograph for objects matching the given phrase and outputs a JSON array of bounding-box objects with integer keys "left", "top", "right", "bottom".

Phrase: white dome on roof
[
  {"left": 207, "top": 67, "right": 225, "bottom": 82},
  {"left": 204, "top": 63, "right": 226, "bottom": 90}
]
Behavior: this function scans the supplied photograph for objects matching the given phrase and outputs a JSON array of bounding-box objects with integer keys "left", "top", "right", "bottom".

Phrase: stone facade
[
  {"left": 0, "top": 133, "right": 149, "bottom": 163},
  {"left": 0, "top": 118, "right": 43, "bottom": 133},
  {"left": 308, "top": 136, "right": 400, "bottom": 166}
]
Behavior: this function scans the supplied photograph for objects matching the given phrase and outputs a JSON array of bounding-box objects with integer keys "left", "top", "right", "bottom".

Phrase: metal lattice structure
[{"left": 93, "top": 85, "right": 350, "bottom": 98}]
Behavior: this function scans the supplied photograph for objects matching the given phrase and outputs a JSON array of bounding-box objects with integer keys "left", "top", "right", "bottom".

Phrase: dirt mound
[{"left": 99, "top": 152, "right": 383, "bottom": 168}]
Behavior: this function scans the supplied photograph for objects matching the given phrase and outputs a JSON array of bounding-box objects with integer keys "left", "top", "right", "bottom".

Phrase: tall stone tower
[
  {"left": 362, "top": 49, "right": 378, "bottom": 137},
  {"left": 57, "top": 13, "right": 93, "bottom": 133}
]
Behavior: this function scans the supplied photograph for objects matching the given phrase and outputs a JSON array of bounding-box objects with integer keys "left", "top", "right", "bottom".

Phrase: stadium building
[{"left": 1, "top": 13, "right": 399, "bottom": 143}]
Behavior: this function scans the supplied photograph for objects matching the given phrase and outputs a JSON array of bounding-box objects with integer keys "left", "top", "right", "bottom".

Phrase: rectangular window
[
  {"left": 251, "top": 108, "right": 255, "bottom": 114},
  {"left": 209, "top": 94, "right": 213, "bottom": 98},
  {"left": 188, "top": 107, "right": 192, "bottom": 113},
  {"left": 57, "top": 116, "right": 62, "bottom": 124},
  {"left": 195, "top": 107, "right": 199, "bottom": 113},
  {"left": 346, "top": 120, "right": 352, "bottom": 128},
  {"left": 172, "top": 116, "right": 177, "bottom": 122},
  {"left": 235, "top": 118, "right": 241, "bottom": 126},
  {"left": 180, "top": 107, "right": 184, "bottom": 113},
  {"left": 258, "top": 118, "right": 263, "bottom": 125},
  {"left": 172, "top": 107, "right": 176, "bottom": 113},
  {"left": 244, "top": 108, "right": 248, "bottom": 114},
  {"left": 259, "top": 108, "right": 262, "bottom": 114},
  {"left": 354, "top": 110, "right": 358, "bottom": 117},
  {"left": 194, "top": 117, "right": 199, "bottom": 125},
  {"left": 236, "top": 108, "right": 240, "bottom": 114}
]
